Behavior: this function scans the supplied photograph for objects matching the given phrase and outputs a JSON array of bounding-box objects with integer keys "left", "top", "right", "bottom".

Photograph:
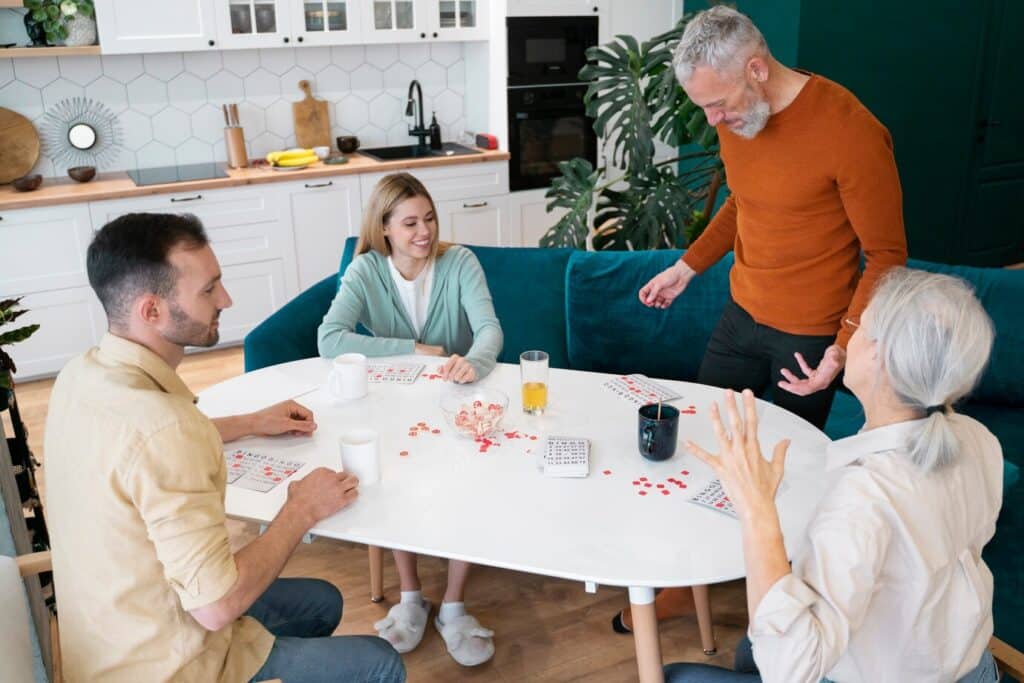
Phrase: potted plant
[
  {"left": 542, "top": 14, "right": 723, "bottom": 250},
  {"left": 0, "top": 298, "right": 39, "bottom": 412},
  {"left": 23, "top": 0, "right": 96, "bottom": 47}
]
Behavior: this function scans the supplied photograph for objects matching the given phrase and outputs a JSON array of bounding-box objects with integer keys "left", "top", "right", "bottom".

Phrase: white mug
[
  {"left": 328, "top": 353, "right": 368, "bottom": 401},
  {"left": 339, "top": 428, "right": 380, "bottom": 486}
]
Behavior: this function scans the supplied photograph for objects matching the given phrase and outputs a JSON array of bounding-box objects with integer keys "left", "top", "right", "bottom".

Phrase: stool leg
[
  {"left": 693, "top": 584, "right": 716, "bottom": 655},
  {"left": 368, "top": 545, "right": 384, "bottom": 603},
  {"left": 629, "top": 586, "right": 665, "bottom": 683}
]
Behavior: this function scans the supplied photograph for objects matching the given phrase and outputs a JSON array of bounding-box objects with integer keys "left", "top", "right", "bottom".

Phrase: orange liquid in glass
[{"left": 522, "top": 382, "right": 548, "bottom": 414}]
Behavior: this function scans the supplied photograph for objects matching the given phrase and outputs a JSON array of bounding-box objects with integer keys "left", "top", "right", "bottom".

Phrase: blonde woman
[
  {"left": 318, "top": 171, "right": 503, "bottom": 384},
  {"left": 317, "top": 172, "right": 501, "bottom": 666},
  {"left": 667, "top": 268, "right": 1001, "bottom": 682}
]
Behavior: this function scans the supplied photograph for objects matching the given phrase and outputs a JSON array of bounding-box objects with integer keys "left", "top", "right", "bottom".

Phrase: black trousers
[{"left": 697, "top": 299, "right": 839, "bottom": 430}]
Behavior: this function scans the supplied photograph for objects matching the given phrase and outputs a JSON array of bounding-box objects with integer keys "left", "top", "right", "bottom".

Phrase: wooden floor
[{"left": 8, "top": 346, "right": 750, "bottom": 682}]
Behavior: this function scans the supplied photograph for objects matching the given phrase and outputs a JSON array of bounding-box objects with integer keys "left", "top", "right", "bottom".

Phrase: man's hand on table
[
  {"left": 777, "top": 344, "right": 846, "bottom": 396},
  {"left": 213, "top": 399, "right": 317, "bottom": 443},
  {"left": 439, "top": 354, "right": 477, "bottom": 384},
  {"left": 287, "top": 469, "right": 360, "bottom": 527}
]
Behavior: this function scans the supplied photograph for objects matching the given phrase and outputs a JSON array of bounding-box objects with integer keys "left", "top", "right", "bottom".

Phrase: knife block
[{"left": 224, "top": 127, "right": 248, "bottom": 169}]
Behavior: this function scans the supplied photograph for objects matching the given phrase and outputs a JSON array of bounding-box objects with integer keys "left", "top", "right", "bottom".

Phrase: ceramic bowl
[
  {"left": 336, "top": 135, "right": 360, "bottom": 154},
  {"left": 313, "top": 146, "right": 330, "bottom": 160},
  {"left": 67, "top": 166, "right": 97, "bottom": 183},
  {"left": 12, "top": 174, "right": 42, "bottom": 192},
  {"left": 439, "top": 386, "right": 509, "bottom": 440}
]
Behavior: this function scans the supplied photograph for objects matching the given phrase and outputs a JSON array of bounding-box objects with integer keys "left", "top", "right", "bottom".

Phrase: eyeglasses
[{"left": 842, "top": 317, "right": 860, "bottom": 332}]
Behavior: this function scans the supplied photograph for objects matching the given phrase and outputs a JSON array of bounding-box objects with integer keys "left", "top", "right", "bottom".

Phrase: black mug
[
  {"left": 638, "top": 404, "right": 679, "bottom": 461},
  {"left": 336, "top": 135, "right": 360, "bottom": 154}
]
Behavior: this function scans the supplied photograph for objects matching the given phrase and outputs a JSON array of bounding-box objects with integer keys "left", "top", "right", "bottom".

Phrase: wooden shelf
[{"left": 0, "top": 45, "right": 101, "bottom": 57}]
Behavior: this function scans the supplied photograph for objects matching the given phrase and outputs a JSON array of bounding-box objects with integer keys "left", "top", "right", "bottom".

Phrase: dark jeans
[
  {"left": 247, "top": 578, "right": 405, "bottom": 683},
  {"left": 698, "top": 299, "right": 839, "bottom": 430},
  {"left": 664, "top": 635, "right": 1000, "bottom": 682}
]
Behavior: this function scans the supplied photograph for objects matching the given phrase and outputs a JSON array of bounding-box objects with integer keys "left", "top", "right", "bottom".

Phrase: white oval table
[{"left": 199, "top": 356, "right": 832, "bottom": 682}]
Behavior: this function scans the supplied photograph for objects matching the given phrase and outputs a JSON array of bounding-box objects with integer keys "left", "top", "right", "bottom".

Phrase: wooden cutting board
[
  {"left": 292, "top": 80, "right": 331, "bottom": 150},
  {"left": 0, "top": 107, "right": 41, "bottom": 184}
]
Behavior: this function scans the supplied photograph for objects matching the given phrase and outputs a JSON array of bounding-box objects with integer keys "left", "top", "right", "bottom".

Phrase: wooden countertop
[{"left": 0, "top": 148, "right": 510, "bottom": 211}]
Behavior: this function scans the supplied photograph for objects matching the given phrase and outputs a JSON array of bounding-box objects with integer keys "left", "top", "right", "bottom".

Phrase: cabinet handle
[
  {"left": 170, "top": 194, "right": 203, "bottom": 203},
  {"left": 297, "top": 36, "right": 304, "bottom": 42},
  {"left": 208, "top": 39, "right": 215, "bottom": 46},
  {"left": 420, "top": 32, "right": 426, "bottom": 38},
  {"left": 463, "top": 201, "right": 488, "bottom": 209},
  {"left": 432, "top": 32, "right": 438, "bottom": 38},
  {"left": 304, "top": 181, "right": 334, "bottom": 189},
  {"left": 283, "top": 36, "right": 290, "bottom": 43}
]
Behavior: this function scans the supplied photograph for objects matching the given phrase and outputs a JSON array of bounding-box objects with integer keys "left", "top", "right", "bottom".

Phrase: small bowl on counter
[
  {"left": 313, "top": 146, "right": 330, "bottom": 160},
  {"left": 12, "top": 174, "right": 42, "bottom": 192},
  {"left": 67, "top": 166, "right": 97, "bottom": 183}
]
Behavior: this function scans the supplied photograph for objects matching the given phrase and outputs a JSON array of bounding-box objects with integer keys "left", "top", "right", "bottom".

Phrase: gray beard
[{"left": 733, "top": 100, "right": 771, "bottom": 139}]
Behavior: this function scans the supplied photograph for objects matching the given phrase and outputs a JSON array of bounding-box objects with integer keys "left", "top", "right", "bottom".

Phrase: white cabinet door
[
  {"left": 508, "top": 187, "right": 569, "bottom": 247},
  {"left": 506, "top": 0, "right": 606, "bottom": 18},
  {"left": 428, "top": 0, "right": 487, "bottom": 41},
  {"left": 362, "top": 0, "right": 426, "bottom": 43},
  {"left": 282, "top": 175, "right": 361, "bottom": 290},
  {"left": 0, "top": 204, "right": 94, "bottom": 296},
  {"left": 95, "top": 0, "right": 220, "bottom": 53},
  {"left": 214, "top": 0, "right": 294, "bottom": 49},
  {"left": 436, "top": 194, "right": 510, "bottom": 247},
  {"left": 291, "top": 0, "right": 364, "bottom": 45},
  {"left": 88, "top": 186, "right": 298, "bottom": 296},
  {"left": 2, "top": 286, "right": 106, "bottom": 381},
  {"left": 359, "top": 161, "right": 509, "bottom": 205},
  {"left": 215, "top": 259, "right": 291, "bottom": 345}
]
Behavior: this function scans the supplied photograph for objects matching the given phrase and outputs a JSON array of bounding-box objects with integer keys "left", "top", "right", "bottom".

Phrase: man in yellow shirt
[{"left": 44, "top": 212, "right": 405, "bottom": 682}]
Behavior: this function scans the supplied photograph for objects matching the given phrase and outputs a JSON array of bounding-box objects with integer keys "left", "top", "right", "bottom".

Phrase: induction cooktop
[{"left": 127, "top": 162, "right": 229, "bottom": 186}]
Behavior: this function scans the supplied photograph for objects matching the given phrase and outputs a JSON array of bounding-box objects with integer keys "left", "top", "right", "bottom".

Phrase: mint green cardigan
[{"left": 317, "top": 246, "right": 504, "bottom": 379}]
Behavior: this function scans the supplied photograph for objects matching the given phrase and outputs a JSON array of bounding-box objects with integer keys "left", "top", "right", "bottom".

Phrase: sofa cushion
[
  {"left": 465, "top": 245, "right": 573, "bottom": 369},
  {"left": 565, "top": 249, "right": 733, "bottom": 380},
  {"left": 909, "top": 259, "right": 1024, "bottom": 406}
]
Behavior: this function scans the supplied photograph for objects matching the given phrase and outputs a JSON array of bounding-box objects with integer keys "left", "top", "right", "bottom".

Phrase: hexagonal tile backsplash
[{"left": 0, "top": 43, "right": 468, "bottom": 178}]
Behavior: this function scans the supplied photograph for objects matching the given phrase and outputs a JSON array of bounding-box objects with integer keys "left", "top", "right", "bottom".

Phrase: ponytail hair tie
[{"left": 925, "top": 404, "right": 947, "bottom": 416}]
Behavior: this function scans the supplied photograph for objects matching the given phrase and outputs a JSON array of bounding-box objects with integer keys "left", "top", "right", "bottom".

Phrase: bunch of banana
[{"left": 266, "top": 148, "right": 318, "bottom": 167}]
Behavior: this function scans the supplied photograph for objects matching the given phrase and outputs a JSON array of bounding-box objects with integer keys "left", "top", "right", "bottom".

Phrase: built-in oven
[
  {"left": 507, "top": 15, "right": 599, "bottom": 191},
  {"left": 507, "top": 83, "right": 597, "bottom": 191},
  {"left": 507, "top": 16, "right": 598, "bottom": 86}
]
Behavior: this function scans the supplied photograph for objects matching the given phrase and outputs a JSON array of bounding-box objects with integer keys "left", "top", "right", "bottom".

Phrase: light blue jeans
[
  {"left": 247, "top": 578, "right": 405, "bottom": 683},
  {"left": 663, "top": 636, "right": 999, "bottom": 683}
]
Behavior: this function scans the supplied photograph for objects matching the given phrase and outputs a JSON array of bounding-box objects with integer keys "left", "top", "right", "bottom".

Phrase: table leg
[
  {"left": 629, "top": 586, "right": 664, "bottom": 683},
  {"left": 693, "top": 584, "right": 717, "bottom": 655},
  {"left": 368, "top": 545, "right": 384, "bottom": 603}
]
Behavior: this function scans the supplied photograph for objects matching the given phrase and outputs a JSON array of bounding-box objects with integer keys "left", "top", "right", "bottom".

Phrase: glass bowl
[{"left": 439, "top": 386, "right": 509, "bottom": 440}]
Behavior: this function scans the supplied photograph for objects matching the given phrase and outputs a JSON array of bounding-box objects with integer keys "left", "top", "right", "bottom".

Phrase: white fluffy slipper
[
  {"left": 434, "top": 614, "right": 495, "bottom": 667},
  {"left": 374, "top": 600, "right": 432, "bottom": 654}
]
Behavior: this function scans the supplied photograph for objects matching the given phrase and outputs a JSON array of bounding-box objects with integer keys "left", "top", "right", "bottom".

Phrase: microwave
[{"left": 507, "top": 16, "right": 599, "bottom": 87}]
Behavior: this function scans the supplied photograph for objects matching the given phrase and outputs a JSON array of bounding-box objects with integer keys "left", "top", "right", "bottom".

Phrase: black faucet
[{"left": 406, "top": 80, "right": 429, "bottom": 148}]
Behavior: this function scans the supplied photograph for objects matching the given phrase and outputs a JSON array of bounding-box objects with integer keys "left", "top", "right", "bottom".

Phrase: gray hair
[
  {"left": 673, "top": 6, "right": 768, "bottom": 84},
  {"left": 865, "top": 267, "right": 994, "bottom": 472}
]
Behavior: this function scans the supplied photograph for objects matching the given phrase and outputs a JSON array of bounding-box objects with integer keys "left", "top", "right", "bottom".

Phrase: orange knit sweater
[{"left": 682, "top": 73, "right": 908, "bottom": 348}]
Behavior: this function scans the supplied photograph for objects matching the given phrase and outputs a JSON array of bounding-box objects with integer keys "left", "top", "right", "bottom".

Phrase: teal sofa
[{"left": 245, "top": 237, "right": 1024, "bottom": 650}]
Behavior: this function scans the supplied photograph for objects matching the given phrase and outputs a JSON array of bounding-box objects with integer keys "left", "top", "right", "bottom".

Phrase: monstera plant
[
  {"left": 541, "top": 14, "right": 723, "bottom": 251},
  {"left": 0, "top": 298, "right": 39, "bottom": 402}
]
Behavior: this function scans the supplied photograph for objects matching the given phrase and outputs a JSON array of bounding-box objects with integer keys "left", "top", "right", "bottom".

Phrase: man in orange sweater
[{"left": 617, "top": 6, "right": 908, "bottom": 634}]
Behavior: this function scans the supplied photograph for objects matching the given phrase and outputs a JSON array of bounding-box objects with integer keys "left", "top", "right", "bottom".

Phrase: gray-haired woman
[{"left": 667, "top": 268, "right": 1003, "bottom": 683}]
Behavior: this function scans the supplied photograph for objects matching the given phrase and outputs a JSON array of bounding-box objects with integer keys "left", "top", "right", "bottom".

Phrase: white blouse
[
  {"left": 750, "top": 414, "right": 1003, "bottom": 683},
  {"left": 387, "top": 256, "right": 434, "bottom": 338}
]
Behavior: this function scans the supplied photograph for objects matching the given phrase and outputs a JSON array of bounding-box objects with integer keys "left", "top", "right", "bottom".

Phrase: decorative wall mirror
[{"left": 67, "top": 122, "right": 97, "bottom": 150}]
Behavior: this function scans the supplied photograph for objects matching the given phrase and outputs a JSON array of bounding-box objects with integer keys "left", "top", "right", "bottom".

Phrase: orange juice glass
[{"left": 520, "top": 350, "right": 549, "bottom": 415}]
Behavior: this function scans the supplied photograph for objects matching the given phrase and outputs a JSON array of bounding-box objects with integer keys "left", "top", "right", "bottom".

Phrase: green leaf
[
  {"left": 539, "top": 158, "right": 599, "bottom": 248},
  {"left": 46, "top": 4, "right": 59, "bottom": 18},
  {"left": 24, "top": 0, "right": 42, "bottom": 10},
  {"left": 31, "top": 8, "right": 47, "bottom": 20},
  {"left": 592, "top": 167, "right": 697, "bottom": 251},
  {"left": 0, "top": 324, "right": 40, "bottom": 347}
]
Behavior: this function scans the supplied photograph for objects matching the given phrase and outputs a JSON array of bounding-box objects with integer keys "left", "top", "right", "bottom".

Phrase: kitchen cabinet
[
  {"left": 506, "top": 0, "right": 606, "bottom": 18},
  {"left": 436, "top": 194, "right": 509, "bottom": 246},
  {"left": 216, "top": 259, "right": 292, "bottom": 344},
  {"left": 508, "top": 187, "right": 568, "bottom": 247},
  {"left": 362, "top": 0, "right": 486, "bottom": 43},
  {"left": 291, "top": 0, "right": 364, "bottom": 46},
  {"left": 214, "top": 0, "right": 294, "bottom": 49},
  {"left": 0, "top": 204, "right": 102, "bottom": 378},
  {"left": 94, "top": 0, "right": 220, "bottom": 54},
  {"left": 281, "top": 175, "right": 362, "bottom": 290},
  {"left": 429, "top": 0, "right": 487, "bottom": 41}
]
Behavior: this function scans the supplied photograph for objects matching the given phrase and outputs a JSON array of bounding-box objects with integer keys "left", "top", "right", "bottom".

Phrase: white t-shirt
[{"left": 387, "top": 256, "right": 434, "bottom": 337}]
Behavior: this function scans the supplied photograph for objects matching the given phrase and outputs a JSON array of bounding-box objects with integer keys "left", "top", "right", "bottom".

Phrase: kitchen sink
[{"left": 359, "top": 142, "right": 482, "bottom": 161}]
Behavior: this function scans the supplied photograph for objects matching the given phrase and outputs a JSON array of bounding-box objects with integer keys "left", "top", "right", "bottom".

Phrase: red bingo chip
[
  {"left": 431, "top": 429, "right": 440, "bottom": 434},
  {"left": 602, "top": 469, "right": 612, "bottom": 475},
  {"left": 639, "top": 477, "right": 648, "bottom": 482},
  {"left": 399, "top": 450, "right": 409, "bottom": 456},
  {"left": 644, "top": 483, "right": 653, "bottom": 488},
  {"left": 638, "top": 490, "right": 648, "bottom": 496},
  {"left": 661, "top": 489, "right": 670, "bottom": 496},
  {"left": 632, "top": 480, "right": 641, "bottom": 486}
]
